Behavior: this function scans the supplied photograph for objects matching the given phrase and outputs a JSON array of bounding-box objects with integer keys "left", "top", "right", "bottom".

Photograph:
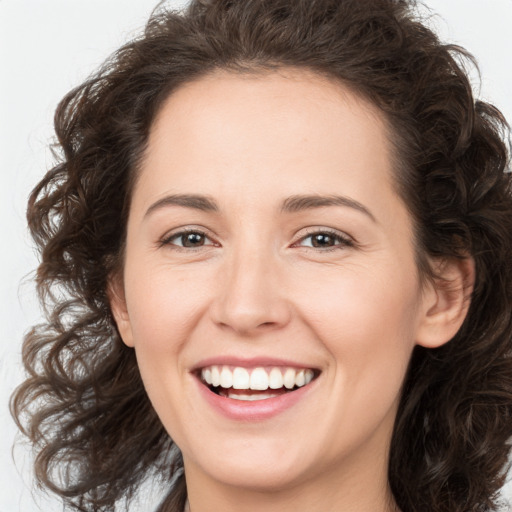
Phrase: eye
[
  {"left": 160, "top": 229, "right": 216, "bottom": 249},
  {"left": 295, "top": 229, "right": 353, "bottom": 251}
]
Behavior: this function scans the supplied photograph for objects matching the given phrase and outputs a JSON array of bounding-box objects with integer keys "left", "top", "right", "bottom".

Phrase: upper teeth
[{"left": 201, "top": 366, "right": 314, "bottom": 391}]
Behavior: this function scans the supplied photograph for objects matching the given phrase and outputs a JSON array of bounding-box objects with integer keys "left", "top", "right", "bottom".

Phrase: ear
[
  {"left": 107, "top": 274, "right": 135, "bottom": 348},
  {"left": 415, "top": 256, "right": 475, "bottom": 349}
]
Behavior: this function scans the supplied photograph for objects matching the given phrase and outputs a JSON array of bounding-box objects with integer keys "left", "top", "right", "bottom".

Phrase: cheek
[
  {"left": 300, "top": 257, "right": 419, "bottom": 327},
  {"left": 295, "top": 262, "right": 420, "bottom": 432},
  {"left": 122, "top": 262, "right": 209, "bottom": 426},
  {"left": 294, "top": 259, "right": 421, "bottom": 375},
  {"left": 124, "top": 260, "right": 209, "bottom": 352}
]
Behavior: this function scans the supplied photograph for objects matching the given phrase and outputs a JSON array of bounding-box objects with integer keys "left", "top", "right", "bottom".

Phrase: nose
[{"left": 210, "top": 248, "right": 292, "bottom": 336}]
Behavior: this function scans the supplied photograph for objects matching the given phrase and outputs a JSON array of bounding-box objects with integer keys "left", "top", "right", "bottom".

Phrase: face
[{"left": 112, "top": 69, "right": 437, "bottom": 499}]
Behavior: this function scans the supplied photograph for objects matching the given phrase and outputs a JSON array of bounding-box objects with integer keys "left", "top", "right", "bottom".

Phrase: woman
[{"left": 11, "top": 0, "right": 512, "bottom": 511}]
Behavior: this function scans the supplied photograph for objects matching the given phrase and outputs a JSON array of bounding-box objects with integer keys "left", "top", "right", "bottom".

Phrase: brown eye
[
  {"left": 180, "top": 232, "right": 206, "bottom": 247},
  {"left": 161, "top": 230, "right": 215, "bottom": 249},
  {"left": 297, "top": 230, "right": 353, "bottom": 250},
  {"left": 310, "top": 233, "right": 336, "bottom": 248}
]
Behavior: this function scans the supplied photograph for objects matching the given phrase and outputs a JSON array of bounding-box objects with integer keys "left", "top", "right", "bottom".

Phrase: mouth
[{"left": 197, "top": 365, "right": 319, "bottom": 401}]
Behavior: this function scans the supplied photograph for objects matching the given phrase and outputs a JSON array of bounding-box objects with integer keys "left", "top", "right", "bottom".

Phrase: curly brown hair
[{"left": 11, "top": 0, "right": 512, "bottom": 511}]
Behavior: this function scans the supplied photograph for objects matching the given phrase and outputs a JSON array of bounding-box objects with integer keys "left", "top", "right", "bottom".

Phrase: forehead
[
  {"left": 149, "top": 68, "right": 388, "bottom": 154},
  {"left": 134, "top": 68, "right": 398, "bottom": 219}
]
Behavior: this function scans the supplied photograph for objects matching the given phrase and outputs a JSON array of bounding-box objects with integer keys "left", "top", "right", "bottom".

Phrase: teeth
[
  {"left": 295, "top": 369, "right": 305, "bottom": 387},
  {"left": 227, "top": 391, "right": 281, "bottom": 401},
  {"left": 200, "top": 365, "right": 316, "bottom": 393},
  {"left": 232, "top": 367, "right": 250, "bottom": 389},
  {"left": 203, "top": 367, "right": 212, "bottom": 385},
  {"left": 211, "top": 366, "right": 220, "bottom": 387},
  {"left": 220, "top": 366, "right": 233, "bottom": 388},
  {"left": 250, "top": 368, "right": 269, "bottom": 390},
  {"left": 269, "top": 368, "right": 283, "bottom": 389},
  {"left": 283, "top": 368, "right": 296, "bottom": 389}
]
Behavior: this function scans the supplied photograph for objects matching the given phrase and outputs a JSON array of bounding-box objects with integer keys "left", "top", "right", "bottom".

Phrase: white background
[{"left": 1, "top": 1, "right": 511, "bottom": 510}]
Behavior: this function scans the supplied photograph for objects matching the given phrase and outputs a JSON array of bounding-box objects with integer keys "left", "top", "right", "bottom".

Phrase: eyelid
[
  {"left": 157, "top": 225, "right": 355, "bottom": 252},
  {"left": 158, "top": 226, "right": 219, "bottom": 249},
  {"left": 291, "top": 227, "right": 355, "bottom": 250}
]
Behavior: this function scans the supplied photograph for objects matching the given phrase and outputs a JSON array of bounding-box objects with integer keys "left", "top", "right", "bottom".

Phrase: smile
[{"left": 200, "top": 365, "right": 316, "bottom": 401}]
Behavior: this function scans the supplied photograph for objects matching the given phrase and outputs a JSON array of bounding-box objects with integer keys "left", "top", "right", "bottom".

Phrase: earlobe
[
  {"left": 416, "top": 257, "right": 475, "bottom": 349},
  {"left": 107, "top": 275, "right": 135, "bottom": 348}
]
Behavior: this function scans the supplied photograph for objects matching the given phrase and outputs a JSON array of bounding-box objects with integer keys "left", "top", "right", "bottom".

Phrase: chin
[
  {"left": 205, "top": 460, "right": 308, "bottom": 492},
  {"left": 184, "top": 439, "right": 315, "bottom": 492}
]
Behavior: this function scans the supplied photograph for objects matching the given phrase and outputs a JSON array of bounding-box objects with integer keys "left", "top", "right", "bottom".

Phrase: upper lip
[{"left": 190, "top": 356, "right": 320, "bottom": 372}]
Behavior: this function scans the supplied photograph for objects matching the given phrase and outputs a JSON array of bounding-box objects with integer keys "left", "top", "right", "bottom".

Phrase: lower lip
[{"left": 194, "top": 377, "right": 316, "bottom": 421}]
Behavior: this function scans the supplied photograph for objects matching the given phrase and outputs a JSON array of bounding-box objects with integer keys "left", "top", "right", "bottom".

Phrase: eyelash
[
  {"left": 294, "top": 228, "right": 354, "bottom": 252},
  {"left": 159, "top": 229, "right": 218, "bottom": 251},
  {"left": 159, "top": 228, "right": 354, "bottom": 252}
]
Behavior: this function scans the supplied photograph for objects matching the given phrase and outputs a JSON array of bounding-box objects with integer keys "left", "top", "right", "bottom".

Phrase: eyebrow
[
  {"left": 280, "top": 194, "right": 376, "bottom": 221},
  {"left": 144, "top": 193, "right": 375, "bottom": 222},
  {"left": 145, "top": 194, "right": 220, "bottom": 217}
]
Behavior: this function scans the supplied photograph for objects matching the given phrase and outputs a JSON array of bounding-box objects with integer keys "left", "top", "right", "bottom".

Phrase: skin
[{"left": 110, "top": 68, "right": 472, "bottom": 512}]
